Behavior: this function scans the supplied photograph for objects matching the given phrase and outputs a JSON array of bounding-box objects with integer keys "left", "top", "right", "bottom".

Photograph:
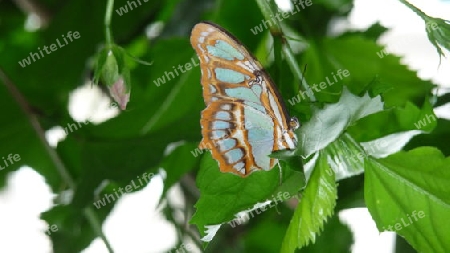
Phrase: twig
[{"left": 104, "top": 0, "right": 115, "bottom": 46}]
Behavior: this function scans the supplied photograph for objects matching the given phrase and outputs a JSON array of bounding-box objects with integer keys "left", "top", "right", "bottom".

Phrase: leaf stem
[
  {"left": 104, "top": 0, "right": 115, "bottom": 46},
  {"left": 254, "top": 0, "right": 316, "bottom": 102},
  {"left": 84, "top": 208, "right": 115, "bottom": 252}
]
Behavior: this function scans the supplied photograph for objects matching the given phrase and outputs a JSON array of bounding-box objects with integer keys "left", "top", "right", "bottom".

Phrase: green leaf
[
  {"left": 341, "top": 22, "right": 388, "bottom": 41},
  {"left": 400, "top": 0, "right": 450, "bottom": 58},
  {"left": 299, "top": 35, "right": 434, "bottom": 107},
  {"left": 364, "top": 75, "right": 393, "bottom": 97},
  {"left": 281, "top": 151, "right": 337, "bottom": 252},
  {"left": 273, "top": 165, "right": 306, "bottom": 199},
  {"left": 64, "top": 123, "right": 193, "bottom": 207},
  {"left": 347, "top": 100, "right": 437, "bottom": 158},
  {"left": 299, "top": 214, "right": 352, "bottom": 253},
  {"left": 191, "top": 153, "right": 280, "bottom": 226},
  {"left": 406, "top": 119, "right": 450, "bottom": 156},
  {"left": 365, "top": 147, "right": 450, "bottom": 252},
  {"left": 139, "top": 39, "right": 203, "bottom": 134},
  {"left": 424, "top": 18, "right": 450, "bottom": 58},
  {"left": 190, "top": 152, "right": 301, "bottom": 239},
  {"left": 270, "top": 149, "right": 304, "bottom": 174},
  {"left": 348, "top": 100, "right": 437, "bottom": 142},
  {"left": 297, "top": 88, "right": 383, "bottom": 158},
  {"left": 319, "top": 133, "right": 367, "bottom": 179},
  {"left": 60, "top": 112, "right": 201, "bottom": 208}
]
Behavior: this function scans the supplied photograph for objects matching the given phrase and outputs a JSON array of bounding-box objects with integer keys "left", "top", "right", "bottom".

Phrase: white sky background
[{"left": 0, "top": 0, "right": 449, "bottom": 252}]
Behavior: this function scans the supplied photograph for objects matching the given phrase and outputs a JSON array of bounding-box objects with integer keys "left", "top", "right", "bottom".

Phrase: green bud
[{"left": 94, "top": 45, "right": 131, "bottom": 110}]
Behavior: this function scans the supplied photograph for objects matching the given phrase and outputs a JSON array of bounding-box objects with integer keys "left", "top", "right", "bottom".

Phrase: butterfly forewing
[
  {"left": 190, "top": 23, "right": 260, "bottom": 104},
  {"left": 190, "top": 22, "right": 298, "bottom": 177}
]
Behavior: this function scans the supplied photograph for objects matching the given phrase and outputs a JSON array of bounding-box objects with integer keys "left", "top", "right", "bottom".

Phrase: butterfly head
[
  {"left": 280, "top": 117, "right": 300, "bottom": 150},
  {"left": 289, "top": 117, "right": 300, "bottom": 130}
]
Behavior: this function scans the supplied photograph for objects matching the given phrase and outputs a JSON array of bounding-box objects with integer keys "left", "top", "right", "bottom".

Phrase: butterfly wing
[
  {"left": 190, "top": 22, "right": 299, "bottom": 177},
  {"left": 200, "top": 101, "right": 278, "bottom": 176}
]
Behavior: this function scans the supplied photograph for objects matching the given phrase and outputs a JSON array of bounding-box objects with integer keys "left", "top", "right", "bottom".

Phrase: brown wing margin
[{"left": 199, "top": 101, "right": 264, "bottom": 177}]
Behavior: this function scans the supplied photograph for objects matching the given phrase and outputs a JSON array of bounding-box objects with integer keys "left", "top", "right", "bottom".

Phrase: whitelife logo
[
  {"left": 153, "top": 56, "right": 200, "bottom": 87},
  {"left": 250, "top": 0, "right": 313, "bottom": 35},
  {"left": 115, "top": 0, "right": 150, "bottom": 16},
  {"left": 414, "top": 113, "right": 437, "bottom": 129},
  {"left": 287, "top": 69, "right": 350, "bottom": 105},
  {"left": 18, "top": 31, "right": 81, "bottom": 68},
  {"left": 0, "top": 153, "right": 21, "bottom": 170},
  {"left": 228, "top": 192, "right": 291, "bottom": 228},
  {"left": 381, "top": 210, "right": 426, "bottom": 232},
  {"left": 93, "top": 172, "right": 154, "bottom": 209}
]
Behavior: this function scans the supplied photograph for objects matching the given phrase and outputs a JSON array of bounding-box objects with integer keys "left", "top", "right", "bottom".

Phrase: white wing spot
[
  {"left": 221, "top": 104, "right": 232, "bottom": 110},
  {"left": 209, "top": 84, "right": 217, "bottom": 93},
  {"left": 233, "top": 162, "right": 245, "bottom": 171}
]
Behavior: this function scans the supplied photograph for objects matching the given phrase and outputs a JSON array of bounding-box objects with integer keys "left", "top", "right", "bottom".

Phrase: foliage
[{"left": 0, "top": 0, "right": 449, "bottom": 252}]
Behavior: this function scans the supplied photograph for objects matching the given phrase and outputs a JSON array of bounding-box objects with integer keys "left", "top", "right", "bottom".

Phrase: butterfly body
[{"left": 190, "top": 22, "right": 299, "bottom": 177}]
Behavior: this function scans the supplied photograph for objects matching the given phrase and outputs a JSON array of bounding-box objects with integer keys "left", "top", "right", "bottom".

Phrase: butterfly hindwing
[
  {"left": 200, "top": 101, "right": 277, "bottom": 176},
  {"left": 190, "top": 22, "right": 299, "bottom": 177}
]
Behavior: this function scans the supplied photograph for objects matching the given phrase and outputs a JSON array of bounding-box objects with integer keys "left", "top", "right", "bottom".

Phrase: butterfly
[{"left": 190, "top": 21, "right": 299, "bottom": 177}]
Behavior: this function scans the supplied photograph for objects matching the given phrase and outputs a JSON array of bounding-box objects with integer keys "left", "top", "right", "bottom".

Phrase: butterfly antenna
[
  {"left": 287, "top": 64, "right": 308, "bottom": 116},
  {"left": 299, "top": 64, "right": 307, "bottom": 91}
]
